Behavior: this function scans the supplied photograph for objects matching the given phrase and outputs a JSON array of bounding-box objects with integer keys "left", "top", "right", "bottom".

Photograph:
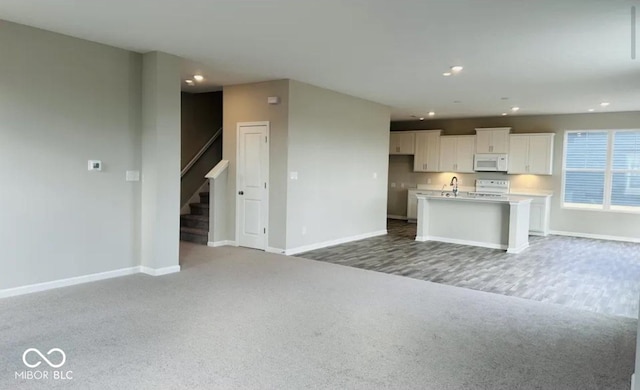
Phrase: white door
[
  {"left": 456, "top": 136, "right": 476, "bottom": 173},
  {"left": 438, "top": 137, "right": 457, "bottom": 171},
  {"left": 507, "top": 136, "right": 529, "bottom": 174},
  {"left": 237, "top": 122, "right": 269, "bottom": 250}
]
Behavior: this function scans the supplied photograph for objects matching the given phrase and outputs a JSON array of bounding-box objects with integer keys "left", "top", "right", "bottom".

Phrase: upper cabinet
[
  {"left": 475, "top": 127, "right": 511, "bottom": 154},
  {"left": 413, "top": 130, "right": 442, "bottom": 172},
  {"left": 389, "top": 132, "right": 415, "bottom": 155},
  {"left": 439, "top": 135, "right": 475, "bottom": 173},
  {"left": 508, "top": 133, "right": 555, "bottom": 175}
]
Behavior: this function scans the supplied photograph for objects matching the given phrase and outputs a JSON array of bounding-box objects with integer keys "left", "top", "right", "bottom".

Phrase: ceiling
[{"left": 1, "top": 0, "right": 639, "bottom": 120}]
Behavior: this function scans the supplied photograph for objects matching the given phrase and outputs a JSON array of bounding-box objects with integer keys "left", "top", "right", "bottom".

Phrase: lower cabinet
[
  {"left": 407, "top": 190, "right": 434, "bottom": 221},
  {"left": 527, "top": 195, "right": 551, "bottom": 236}
]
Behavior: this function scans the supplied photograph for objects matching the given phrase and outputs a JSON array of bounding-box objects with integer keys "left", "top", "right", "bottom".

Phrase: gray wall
[
  {"left": 222, "top": 80, "right": 290, "bottom": 249},
  {"left": 0, "top": 21, "right": 142, "bottom": 289},
  {"left": 180, "top": 91, "right": 223, "bottom": 206},
  {"left": 140, "top": 52, "right": 181, "bottom": 270},
  {"left": 286, "top": 80, "right": 391, "bottom": 250},
  {"left": 181, "top": 91, "right": 223, "bottom": 167},
  {"left": 390, "top": 111, "right": 640, "bottom": 238}
]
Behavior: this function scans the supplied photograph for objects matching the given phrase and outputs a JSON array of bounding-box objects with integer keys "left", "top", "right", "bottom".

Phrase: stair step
[
  {"left": 180, "top": 227, "right": 208, "bottom": 245},
  {"left": 199, "top": 192, "right": 210, "bottom": 198},
  {"left": 189, "top": 202, "right": 209, "bottom": 216},
  {"left": 199, "top": 192, "right": 210, "bottom": 202},
  {"left": 180, "top": 214, "right": 209, "bottom": 229}
]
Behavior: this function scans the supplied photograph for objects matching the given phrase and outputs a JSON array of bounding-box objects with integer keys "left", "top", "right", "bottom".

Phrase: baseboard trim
[
  {"left": 286, "top": 230, "right": 387, "bottom": 256},
  {"left": 1, "top": 264, "right": 182, "bottom": 299},
  {"left": 140, "top": 265, "right": 181, "bottom": 276},
  {"left": 0, "top": 266, "right": 140, "bottom": 299},
  {"left": 416, "top": 235, "right": 507, "bottom": 250},
  {"left": 507, "top": 243, "right": 529, "bottom": 254},
  {"left": 207, "top": 240, "right": 237, "bottom": 247},
  {"left": 550, "top": 230, "right": 640, "bottom": 243},
  {"left": 387, "top": 214, "right": 407, "bottom": 220},
  {"left": 266, "top": 247, "right": 286, "bottom": 254},
  {"left": 631, "top": 373, "right": 636, "bottom": 390}
]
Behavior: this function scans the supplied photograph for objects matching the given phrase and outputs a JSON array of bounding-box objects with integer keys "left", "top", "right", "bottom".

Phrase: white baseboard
[
  {"left": 387, "top": 214, "right": 407, "bottom": 220},
  {"left": 506, "top": 243, "right": 529, "bottom": 254},
  {"left": 286, "top": 230, "right": 387, "bottom": 256},
  {"left": 266, "top": 247, "right": 286, "bottom": 254},
  {"left": 631, "top": 373, "right": 636, "bottom": 390},
  {"left": 140, "top": 265, "right": 181, "bottom": 276},
  {"left": 416, "top": 235, "right": 507, "bottom": 250},
  {"left": 0, "top": 266, "right": 140, "bottom": 299},
  {"left": 207, "top": 240, "right": 237, "bottom": 247},
  {"left": 1, "top": 264, "right": 182, "bottom": 299},
  {"left": 550, "top": 230, "right": 640, "bottom": 243}
]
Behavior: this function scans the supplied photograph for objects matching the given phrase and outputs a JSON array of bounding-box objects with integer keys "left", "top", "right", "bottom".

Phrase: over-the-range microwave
[{"left": 474, "top": 154, "right": 508, "bottom": 172}]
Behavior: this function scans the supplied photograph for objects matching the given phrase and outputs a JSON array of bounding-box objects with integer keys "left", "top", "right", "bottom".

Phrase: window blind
[{"left": 563, "top": 132, "right": 607, "bottom": 207}]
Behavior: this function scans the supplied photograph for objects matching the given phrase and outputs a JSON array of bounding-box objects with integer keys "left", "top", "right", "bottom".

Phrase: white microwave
[{"left": 474, "top": 154, "right": 508, "bottom": 172}]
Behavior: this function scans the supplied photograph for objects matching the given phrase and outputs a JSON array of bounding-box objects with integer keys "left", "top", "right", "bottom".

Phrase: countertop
[
  {"left": 416, "top": 193, "right": 533, "bottom": 204},
  {"left": 408, "top": 186, "right": 553, "bottom": 197}
]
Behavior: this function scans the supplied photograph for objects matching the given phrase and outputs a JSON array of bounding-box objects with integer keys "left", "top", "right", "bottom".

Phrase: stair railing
[{"left": 181, "top": 127, "right": 223, "bottom": 178}]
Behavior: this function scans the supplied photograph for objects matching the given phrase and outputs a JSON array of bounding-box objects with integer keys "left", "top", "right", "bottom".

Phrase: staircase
[{"left": 180, "top": 191, "right": 209, "bottom": 245}]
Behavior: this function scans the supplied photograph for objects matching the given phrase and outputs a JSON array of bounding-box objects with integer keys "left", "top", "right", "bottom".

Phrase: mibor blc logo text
[{"left": 15, "top": 348, "right": 73, "bottom": 381}]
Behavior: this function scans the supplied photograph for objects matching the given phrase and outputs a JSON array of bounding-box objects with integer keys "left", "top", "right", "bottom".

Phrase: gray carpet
[{"left": 0, "top": 243, "right": 636, "bottom": 389}]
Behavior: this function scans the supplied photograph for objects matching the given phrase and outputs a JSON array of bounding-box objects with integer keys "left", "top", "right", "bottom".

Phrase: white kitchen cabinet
[
  {"left": 438, "top": 135, "right": 475, "bottom": 173},
  {"left": 389, "top": 132, "right": 415, "bottom": 155},
  {"left": 527, "top": 195, "right": 551, "bottom": 235},
  {"left": 407, "top": 189, "right": 435, "bottom": 222},
  {"left": 507, "top": 133, "right": 555, "bottom": 175},
  {"left": 413, "top": 130, "right": 442, "bottom": 172},
  {"left": 475, "top": 127, "right": 511, "bottom": 154}
]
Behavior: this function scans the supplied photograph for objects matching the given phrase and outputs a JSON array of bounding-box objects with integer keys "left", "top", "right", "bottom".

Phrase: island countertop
[{"left": 416, "top": 193, "right": 533, "bottom": 204}]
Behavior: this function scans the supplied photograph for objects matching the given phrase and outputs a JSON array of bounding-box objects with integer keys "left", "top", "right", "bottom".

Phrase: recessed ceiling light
[
  {"left": 442, "top": 72, "right": 452, "bottom": 77},
  {"left": 193, "top": 75, "right": 204, "bottom": 82},
  {"left": 501, "top": 113, "right": 508, "bottom": 116},
  {"left": 511, "top": 106, "right": 520, "bottom": 112},
  {"left": 185, "top": 79, "right": 194, "bottom": 84},
  {"left": 428, "top": 111, "right": 435, "bottom": 116},
  {"left": 600, "top": 102, "right": 610, "bottom": 107},
  {"left": 450, "top": 66, "right": 463, "bottom": 73},
  {"left": 588, "top": 108, "right": 595, "bottom": 112}
]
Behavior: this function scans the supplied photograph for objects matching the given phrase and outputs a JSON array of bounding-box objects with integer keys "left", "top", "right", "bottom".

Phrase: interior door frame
[{"left": 235, "top": 121, "right": 270, "bottom": 250}]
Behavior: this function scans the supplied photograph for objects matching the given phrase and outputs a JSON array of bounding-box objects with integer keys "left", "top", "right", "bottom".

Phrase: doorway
[{"left": 236, "top": 122, "right": 269, "bottom": 250}]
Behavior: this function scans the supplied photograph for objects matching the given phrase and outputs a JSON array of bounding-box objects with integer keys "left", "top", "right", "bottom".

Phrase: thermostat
[{"left": 88, "top": 160, "right": 102, "bottom": 171}]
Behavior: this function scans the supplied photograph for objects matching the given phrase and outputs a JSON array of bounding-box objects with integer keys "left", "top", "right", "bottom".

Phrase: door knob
[{"left": 238, "top": 191, "right": 244, "bottom": 195}]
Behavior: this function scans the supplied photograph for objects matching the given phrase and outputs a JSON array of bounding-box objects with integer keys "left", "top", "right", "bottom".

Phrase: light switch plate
[
  {"left": 126, "top": 170, "right": 140, "bottom": 182},
  {"left": 88, "top": 160, "right": 102, "bottom": 171}
]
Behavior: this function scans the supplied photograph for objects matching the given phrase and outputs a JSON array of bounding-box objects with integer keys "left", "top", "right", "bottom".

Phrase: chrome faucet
[
  {"left": 450, "top": 176, "right": 458, "bottom": 197},
  {"left": 441, "top": 184, "right": 447, "bottom": 196}
]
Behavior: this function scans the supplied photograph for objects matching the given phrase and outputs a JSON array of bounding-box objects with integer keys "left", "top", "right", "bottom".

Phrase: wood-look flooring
[{"left": 298, "top": 220, "right": 640, "bottom": 318}]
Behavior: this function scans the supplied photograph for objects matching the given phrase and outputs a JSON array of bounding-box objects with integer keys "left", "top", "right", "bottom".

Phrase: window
[{"left": 563, "top": 130, "right": 640, "bottom": 212}]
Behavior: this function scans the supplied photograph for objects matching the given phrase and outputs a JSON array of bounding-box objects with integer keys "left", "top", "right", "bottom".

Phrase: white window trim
[{"left": 561, "top": 129, "right": 640, "bottom": 213}]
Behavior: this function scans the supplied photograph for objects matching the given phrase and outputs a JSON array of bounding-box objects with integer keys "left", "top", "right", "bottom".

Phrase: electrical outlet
[
  {"left": 373, "top": 172, "right": 378, "bottom": 179},
  {"left": 400, "top": 183, "right": 405, "bottom": 188},
  {"left": 427, "top": 178, "right": 432, "bottom": 184},
  {"left": 390, "top": 182, "right": 396, "bottom": 188}
]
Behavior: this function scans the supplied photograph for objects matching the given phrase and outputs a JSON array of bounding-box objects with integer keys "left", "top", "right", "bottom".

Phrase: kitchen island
[{"left": 415, "top": 194, "right": 532, "bottom": 253}]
